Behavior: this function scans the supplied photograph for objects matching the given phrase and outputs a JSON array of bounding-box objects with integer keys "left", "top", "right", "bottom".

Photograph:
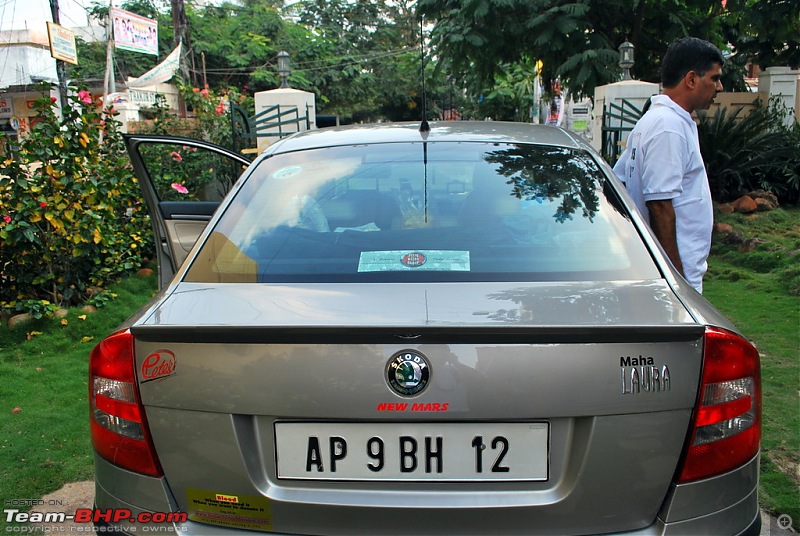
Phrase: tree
[
  {"left": 723, "top": 0, "right": 800, "bottom": 69},
  {"left": 451, "top": 58, "right": 541, "bottom": 121},
  {"left": 186, "top": 0, "right": 295, "bottom": 90},
  {"left": 73, "top": 0, "right": 461, "bottom": 121},
  {"left": 417, "top": 0, "right": 741, "bottom": 99},
  {"left": 291, "top": 0, "right": 453, "bottom": 121}
]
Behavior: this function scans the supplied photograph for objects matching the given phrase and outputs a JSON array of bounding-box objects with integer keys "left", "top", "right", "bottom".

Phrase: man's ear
[{"left": 684, "top": 70, "right": 698, "bottom": 89}]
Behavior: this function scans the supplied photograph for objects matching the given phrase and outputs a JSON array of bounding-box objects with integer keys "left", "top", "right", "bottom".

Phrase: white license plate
[{"left": 274, "top": 422, "right": 549, "bottom": 481}]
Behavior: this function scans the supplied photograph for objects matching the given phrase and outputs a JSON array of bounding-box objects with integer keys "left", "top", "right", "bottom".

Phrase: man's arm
[{"left": 645, "top": 199, "right": 685, "bottom": 277}]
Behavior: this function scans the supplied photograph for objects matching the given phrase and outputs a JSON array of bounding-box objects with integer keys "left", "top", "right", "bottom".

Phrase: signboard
[
  {"left": 111, "top": 7, "right": 158, "bottom": 55},
  {"left": 47, "top": 22, "right": 78, "bottom": 65},
  {"left": 0, "top": 98, "right": 13, "bottom": 118},
  {"left": 127, "top": 89, "right": 179, "bottom": 109},
  {"left": 570, "top": 105, "right": 591, "bottom": 132}
]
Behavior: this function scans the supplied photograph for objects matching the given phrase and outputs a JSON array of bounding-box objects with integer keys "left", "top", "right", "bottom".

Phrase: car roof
[{"left": 261, "top": 121, "right": 594, "bottom": 157}]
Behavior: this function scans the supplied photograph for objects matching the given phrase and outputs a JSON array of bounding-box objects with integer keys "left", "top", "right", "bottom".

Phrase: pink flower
[
  {"left": 171, "top": 183, "right": 189, "bottom": 194},
  {"left": 170, "top": 151, "right": 183, "bottom": 162},
  {"left": 200, "top": 89, "right": 210, "bottom": 98},
  {"left": 3, "top": 215, "right": 10, "bottom": 223},
  {"left": 78, "top": 90, "right": 92, "bottom": 105},
  {"left": 50, "top": 97, "right": 58, "bottom": 103},
  {"left": 39, "top": 202, "right": 47, "bottom": 208},
  {"left": 192, "top": 88, "right": 200, "bottom": 93}
]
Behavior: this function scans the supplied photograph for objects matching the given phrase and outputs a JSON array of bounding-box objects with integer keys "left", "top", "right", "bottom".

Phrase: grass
[
  {"left": 704, "top": 206, "right": 800, "bottom": 522},
  {"left": 0, "top": 208, "right": 797, "bottom": 527},
  {"left": 0, "top": 272, "right": 157, "bottom": 530}
]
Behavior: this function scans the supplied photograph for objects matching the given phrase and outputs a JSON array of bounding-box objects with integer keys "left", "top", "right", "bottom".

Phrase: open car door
[{"left": 124, "top": 135, "right": 252, "bottom": 288}]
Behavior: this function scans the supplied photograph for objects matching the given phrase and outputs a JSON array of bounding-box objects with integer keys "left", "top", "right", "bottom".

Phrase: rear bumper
[{"left": 94, "top": 453, "right": 760, "bottom": 535}]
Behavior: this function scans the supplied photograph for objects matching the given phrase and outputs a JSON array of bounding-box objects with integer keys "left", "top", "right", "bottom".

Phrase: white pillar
[
  {"left": 758, "top": 66, "right": 799, "bottom": 126},
  {"left": 591, "top": 80, "right": 659, "bottom": 152},
  {"left": 253, "top": 88, "right": 317, "bottom": 149}
]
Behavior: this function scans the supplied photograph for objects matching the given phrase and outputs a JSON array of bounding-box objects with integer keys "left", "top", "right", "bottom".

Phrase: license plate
[{"left": 274, "top": 422, "right": 549, "bottom": 481}]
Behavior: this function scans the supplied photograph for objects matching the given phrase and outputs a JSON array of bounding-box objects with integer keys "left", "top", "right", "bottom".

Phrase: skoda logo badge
[{"left": 387, "top": 351, "right": 430, "bottom": 396}]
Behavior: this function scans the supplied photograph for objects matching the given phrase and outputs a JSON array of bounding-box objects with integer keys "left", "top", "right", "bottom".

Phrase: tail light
[
  {"left": 677, "top": 327, "right": 760, "bottom": 483},
  {"left": 89, "top": 329, "right": 162, "bottom": 477}
]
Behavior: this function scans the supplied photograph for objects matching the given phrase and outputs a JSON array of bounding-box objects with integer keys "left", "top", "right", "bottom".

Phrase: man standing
[{"left": 614, "top": 37, "right": 724, "bottom": 293}]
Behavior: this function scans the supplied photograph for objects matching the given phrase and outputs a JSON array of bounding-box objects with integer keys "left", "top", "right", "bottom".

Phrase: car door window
[
  {"left": 137, "top": 142, "right": 245, "bottom": 202},
  {"left": 124, "top": 136, "right": 251, "bottom": 287}
]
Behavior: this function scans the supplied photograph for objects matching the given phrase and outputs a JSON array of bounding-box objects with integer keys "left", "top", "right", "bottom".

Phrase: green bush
[
  {"left": 0, "top": 85, "right": 151, "bottom": 314},
  {"left": 697, "top": 97, "right": 800, "bottom": 204}
]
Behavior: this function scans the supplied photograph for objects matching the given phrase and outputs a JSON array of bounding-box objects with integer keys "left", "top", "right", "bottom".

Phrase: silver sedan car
[{"left": 90, "top": 122, "right": 761, "bottom": 535}]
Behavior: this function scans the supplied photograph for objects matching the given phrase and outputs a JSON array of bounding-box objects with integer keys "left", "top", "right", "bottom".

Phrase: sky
[{"left": 1, "top": 0, "right": 91, "bottom": 32}]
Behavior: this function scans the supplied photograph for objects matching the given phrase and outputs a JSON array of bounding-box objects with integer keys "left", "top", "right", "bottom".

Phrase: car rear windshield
[{"left": 183, "top": 142, "right": 659, "bottom": 283}]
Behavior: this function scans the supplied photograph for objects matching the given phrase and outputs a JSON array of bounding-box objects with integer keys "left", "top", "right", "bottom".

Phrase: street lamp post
[
  {"left": 618, "top": 40, "right": 635, "bottom": 81},
  {"left": 277, "top": 51, "right": 291, "bottom": 89}
]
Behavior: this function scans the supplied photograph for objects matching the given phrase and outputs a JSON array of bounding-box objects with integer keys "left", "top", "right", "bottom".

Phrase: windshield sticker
[
  {"left": 334, "top": 223, "right": 381, "bottom": 233},
  {"left": 271, "top": 165, "right": 302, "bottom": 180},
  {"left": 187, "top": 488, "right": 272, "bottom": 531},
  {"left": 358, "top": 250, "right": 470, "bottom": 272}
]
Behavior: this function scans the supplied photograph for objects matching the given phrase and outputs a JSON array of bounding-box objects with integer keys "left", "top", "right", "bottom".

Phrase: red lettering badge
[
  {"left": 141, "top": 350, "right": 176, "bottom": 382},
  {"left": 402, "top": 252, "right": 426, "bottom": 267}
]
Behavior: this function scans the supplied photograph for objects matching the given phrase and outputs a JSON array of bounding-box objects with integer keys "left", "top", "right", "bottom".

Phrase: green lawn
[
  {"left": 703, "top": 206, "right": 800, "bottom": 521},
  {"left": 0, "top": 207, "right": 797, "bottom": 527},
  {"left": 0, "top": 273, "right": 158, "bottom": 530}
]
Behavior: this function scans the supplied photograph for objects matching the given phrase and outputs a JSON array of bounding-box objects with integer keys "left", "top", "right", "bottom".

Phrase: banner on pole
[
  {"left": 125, "top": 43, "right": 182, "bottom": 88},
  {"left": 111, "top": 7, "right": 158, "bottom": 56}
]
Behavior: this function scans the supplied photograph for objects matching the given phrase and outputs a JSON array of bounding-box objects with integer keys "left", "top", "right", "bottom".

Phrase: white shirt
[{"left": 613, "top": 94, "right": 713, "bottom": 293}]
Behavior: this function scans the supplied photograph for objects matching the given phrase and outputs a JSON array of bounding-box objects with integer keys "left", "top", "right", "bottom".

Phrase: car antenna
[{"left": 419, "top": 15, "right": 430, "bottom": 133}]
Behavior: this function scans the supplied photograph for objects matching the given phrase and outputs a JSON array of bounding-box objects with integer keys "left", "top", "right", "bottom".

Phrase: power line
[{"left": 0, "top": 0, "right": 18, "bottom": 87}]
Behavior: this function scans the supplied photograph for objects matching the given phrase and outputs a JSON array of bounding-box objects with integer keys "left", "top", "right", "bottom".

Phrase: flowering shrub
[
  {"left": 180, "top": 83, "right": 251, "bottom": 148},
  {"left": 0, "top": 85, "right": 151, "bottom": 314}
]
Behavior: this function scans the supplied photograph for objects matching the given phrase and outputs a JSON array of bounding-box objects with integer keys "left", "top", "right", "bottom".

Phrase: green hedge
[{"left": 697, "top": 97, "right": 800, "bottom": 205}]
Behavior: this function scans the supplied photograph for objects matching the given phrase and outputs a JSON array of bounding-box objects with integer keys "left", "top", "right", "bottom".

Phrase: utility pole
[
  {"left": 170, "top": 0, "right": 191, "bottom": 81},
  {"left": 103, "top": 1, "right": 115, "bottom": 104},
  {"left": 171, "top": 0, "right": 191, "bottom": 116},
  {"left": 48, "top": 0, "right": 69, "bottom": 110}
]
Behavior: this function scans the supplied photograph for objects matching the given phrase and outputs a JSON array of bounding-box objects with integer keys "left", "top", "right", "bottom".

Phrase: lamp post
[
  {"left": 277, "top": 50, "right": 291, "bottom": 89},
  {"left": 618, "top": 40, "right": 635, "bottom": 81}
]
